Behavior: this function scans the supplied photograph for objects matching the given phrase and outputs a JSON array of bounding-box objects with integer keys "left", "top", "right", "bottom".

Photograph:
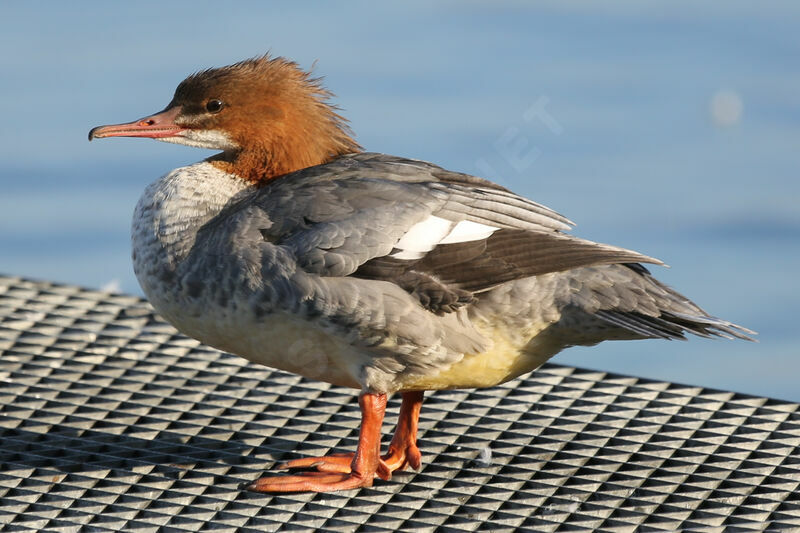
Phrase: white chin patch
[
  {"left": 157, "top": 129, "right": 239, "bottom": 151},
  {"left": 390, "top": 216, "right": 498, "bottom": 260}
]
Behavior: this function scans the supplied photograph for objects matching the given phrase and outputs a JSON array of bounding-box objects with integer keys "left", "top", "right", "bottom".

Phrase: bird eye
[{"left": 205, "top": 99, "right": 224, "bottom": 113}]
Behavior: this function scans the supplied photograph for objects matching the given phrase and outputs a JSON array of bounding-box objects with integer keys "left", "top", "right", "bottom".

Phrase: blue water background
[{"left": 1, "top": 2, "right": 798, "bottom": 400}]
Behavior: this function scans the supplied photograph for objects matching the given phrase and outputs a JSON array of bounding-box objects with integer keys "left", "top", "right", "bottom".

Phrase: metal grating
[{"left": 0, "top": 273, "right": 798, "bottom": 533}]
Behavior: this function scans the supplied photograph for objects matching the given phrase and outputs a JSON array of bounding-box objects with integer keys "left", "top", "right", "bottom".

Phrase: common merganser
[{"left": 89, "top": 55, "right": 754, "bottom": 493}]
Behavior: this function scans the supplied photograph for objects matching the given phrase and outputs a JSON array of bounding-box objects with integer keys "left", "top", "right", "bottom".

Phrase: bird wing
[{"left": 242, "top": 152, "right": 662, "bottom": 314}]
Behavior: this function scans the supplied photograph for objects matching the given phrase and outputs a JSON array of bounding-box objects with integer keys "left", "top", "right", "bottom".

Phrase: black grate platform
[{"left": 0, "top": 274, "right": 798, "bottom": 532}]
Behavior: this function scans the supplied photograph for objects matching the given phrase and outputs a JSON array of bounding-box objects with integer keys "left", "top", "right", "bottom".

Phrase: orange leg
[
  {"left": 382, "top": 391, "right": 423, "bottom": 473},
  {"left": 255, "top": 391, "right": 425, "bottom": 492},
  {"left": 248, "top": 392, "right": 387, "bottom": 493}
]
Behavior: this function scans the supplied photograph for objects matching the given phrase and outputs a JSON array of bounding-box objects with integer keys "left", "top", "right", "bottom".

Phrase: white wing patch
[
  {"left": 390, "top": 216, "right": 498, "bottom": 260},
  {"left": 439, "top": 219, "right": 497, "bottom": 244}
]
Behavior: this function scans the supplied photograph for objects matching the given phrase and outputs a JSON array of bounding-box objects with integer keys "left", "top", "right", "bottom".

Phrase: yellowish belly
[{"left": 396, "top": 321, "right": 562, "bottom": 391}]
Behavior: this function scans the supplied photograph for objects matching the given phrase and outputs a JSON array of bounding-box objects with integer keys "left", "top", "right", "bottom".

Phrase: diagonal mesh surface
[{"left": 0, "top": 274, "right": 798, "bottom": 532}]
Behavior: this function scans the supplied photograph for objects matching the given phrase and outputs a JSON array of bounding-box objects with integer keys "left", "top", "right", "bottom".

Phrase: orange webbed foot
[
  {"left": 246, "top": 391, "right": 425, "bottom": 493},
  {"left": 247, "top": 471, "right": 373, "bottom": 493},
  {"left": 277, "top": 451, "right": 400, "bottom": 480},
  {"left": 247, "top": 392, "right": 387, "bottom": 493},
  {"left": 382, "top": 440, "right": 422, "bottom": 473},
  {"left": 276, "top": 452, "right": 355, "bottom": 474}
]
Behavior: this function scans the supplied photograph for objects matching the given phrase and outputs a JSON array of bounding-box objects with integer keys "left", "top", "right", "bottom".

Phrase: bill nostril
[{"left": 139, "top": 119, "right": 156, "bottom": 126}]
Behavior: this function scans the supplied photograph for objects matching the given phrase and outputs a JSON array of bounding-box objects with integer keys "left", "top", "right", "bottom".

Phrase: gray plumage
[{"left": 131, "top": 152, "right": 753, "bottom": 393}]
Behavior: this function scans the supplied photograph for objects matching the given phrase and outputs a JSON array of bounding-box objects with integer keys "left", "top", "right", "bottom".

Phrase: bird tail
[{"left": 590, "top": 264, "right": 756, "bottom": 342}]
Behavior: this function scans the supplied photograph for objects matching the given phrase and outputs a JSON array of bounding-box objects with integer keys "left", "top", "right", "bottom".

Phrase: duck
[{"left": 89, "top": 54, "right": 754, "bottom": 493}]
